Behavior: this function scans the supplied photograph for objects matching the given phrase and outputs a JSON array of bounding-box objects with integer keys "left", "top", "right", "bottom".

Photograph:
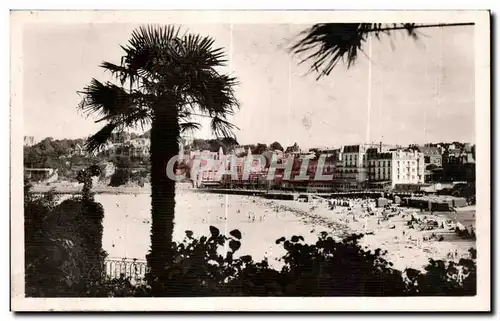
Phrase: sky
[{"left": 22, "top": 23, "right": 475, "bottom": 149}]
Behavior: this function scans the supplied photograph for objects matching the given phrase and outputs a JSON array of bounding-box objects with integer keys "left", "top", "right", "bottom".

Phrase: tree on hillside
[
  {"left": 77, "top": 25, "right": 239, "bottom": 292},
  {"left": 252, "top": 143, "right": 268, "bottom": 155},
  {"left": 208, "top": 140, "right": 224, "bottom": 153},
  {"left": 191, "top": 139, "right": 213, "bottom": 151},
  {"left": 285, "top": 142, "right": 300, "bottom": 153},
  {"left": 189, "top": 138, "right": 240, "bottom": 154},
  {"left": 113, "top": 155, "right": 132, "bottom": 169},
  {"left": 270, "top": 141, "right": 284, "bottom": 152},
  {"left": 108, "top": 155, "right": 133, "bottom": 187},
  {"left": 290, "top": 23, "right": 474, "bottom": 79},
  {"left": 217, "top": 137, "right": 239, "bottom": 153}
]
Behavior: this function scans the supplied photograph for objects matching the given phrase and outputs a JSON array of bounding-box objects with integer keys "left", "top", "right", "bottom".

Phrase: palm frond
[
  {"left": 179, "top": 121, "right": 201, "bottom": 134},
  {"left": 179, "top": 33, "right": 227, "bottom": 69},
  {"left": 290, "top": 22, "right": 472, "bottom": 79},
  {"left": 120, "top": 25, "right": 184, "bottom": 83},
  {"left": 290, "top": 23, "right": 373, "bottom": 80},
  {"left": 121, "top": 106, "right": 153, "bottom": 132},
  {"left": 85, "top": 123, "right": 118, "bottom": 153},
  {"left": 100, "top": 61, "right": 136, "bottom": 86},
  {"left": 186, "top": 69, "right": 240, "bottom": 117},
  {"left": 80, "top": 24, "right": 241, "bottom": 147},
  {"left": 77, "top": 79, "right": 135, "bottom": 118},
  {"left": 210, "top": 115, "right": 239, "bottom": 139},
  {"left": 78, "top": 79, "right": 153, "bottom": 126}
]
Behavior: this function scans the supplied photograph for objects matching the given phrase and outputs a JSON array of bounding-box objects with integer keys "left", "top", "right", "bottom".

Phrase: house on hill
[
  {"left": 68, "top": 143, "right": 86, "bottom": 156},
  {"left": 99, "top": 161, "right": 116, "bottom": 177},
  {"left": 419, "top": 146, "right": 442, "bottom": 167},
  {"left": 25, "top": 168, "right": 58, "bottom": 182}
]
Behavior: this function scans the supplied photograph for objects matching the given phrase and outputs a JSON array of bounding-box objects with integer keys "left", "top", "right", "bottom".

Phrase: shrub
[
  {"left": 101, "top": 228, "right": 477, "bottom": 297},
  {"left": 275, "top": 233, "right": 407, "bottom": 296},
  {"left": 25, "top": 180, "right": 477, "bottom": 298},
  {"left": 145, "top": 226, "right": 279, "bottom": 296},
  {"left": 404, "top": 250, "right": 477, "bottom": 296},
  {"left": 109, "top": 168, "right": 131, "bottom": 187},
  {"left": 130, "top": 170, "right": 149, "bottom": 186},
  {"left": 24, "top": 179, "right": 107, "bottom": 297}
]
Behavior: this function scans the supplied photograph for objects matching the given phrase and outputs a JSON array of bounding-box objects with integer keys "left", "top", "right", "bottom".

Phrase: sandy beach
[
  {"left": 71, "top": 184, "right": 476, "bottom": 272},
  {"left": 97, "top": 189, "right": 322, "bottom": 267}
]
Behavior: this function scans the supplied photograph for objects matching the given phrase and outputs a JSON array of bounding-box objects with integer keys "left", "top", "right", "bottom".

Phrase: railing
[{"left": 104, "top": 257, "right": 149, "bottom": 282}]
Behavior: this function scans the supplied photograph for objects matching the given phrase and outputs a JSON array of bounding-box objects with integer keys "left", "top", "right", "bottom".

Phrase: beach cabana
[
  {"left": 376, "top": 197, "right": 388, "bottom": 208},
  {"left": 453, "top": 198, "right": 468, "bottom": 208}
]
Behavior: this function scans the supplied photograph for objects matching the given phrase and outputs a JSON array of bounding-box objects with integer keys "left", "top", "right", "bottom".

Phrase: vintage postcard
[{"left": 11, "top": 10, "right": 490, "bottom": 311}]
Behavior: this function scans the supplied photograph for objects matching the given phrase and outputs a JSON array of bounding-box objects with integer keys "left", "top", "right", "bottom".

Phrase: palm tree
[
  {"left": 77, "top": 25, "right": 239, "bottom": 289},
  {"left": 290, "top": 23, "right": 474, "bottom": 79}
]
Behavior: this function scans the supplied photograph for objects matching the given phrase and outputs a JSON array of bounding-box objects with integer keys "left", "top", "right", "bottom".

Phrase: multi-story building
[
  {"left": 441, "top": 148, "right": 476, "bottom": 182},
  {"left": 279, "top": 152, "right": 336, "bottom": 192},
  {"left": 333, "top": 144, "right": 385, "bottom": 190},
  {"left": 367, "top": 149, "right": 425, "bottom": 188},
  {"left": 191, "top": 149, "right": 223, "bottom": 187},
  {"left": 193, "top": 148, "right": 260, "bottom": 187},
  {"left": 128, "top": 138, "right": 150, "bottom": 158},
  {"left": 419, "top": 146, "right": 442, "bottom": 167}
]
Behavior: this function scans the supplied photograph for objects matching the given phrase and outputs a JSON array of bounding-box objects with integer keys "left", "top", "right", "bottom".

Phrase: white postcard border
[{"left": 10, "top": 10, "right": 491, "bottom": 312}]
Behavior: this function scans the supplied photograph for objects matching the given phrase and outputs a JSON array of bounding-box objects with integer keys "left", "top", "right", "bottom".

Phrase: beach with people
[{"left": 68, "top": 183, "right": 477, "bottom": 271}]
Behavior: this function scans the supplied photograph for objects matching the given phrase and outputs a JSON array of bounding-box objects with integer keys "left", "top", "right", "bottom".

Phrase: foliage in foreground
[
  {"left": 25, "top": 178, "right": 106, "bottom": 297},
  {"left": 28, "top": 222, "right": 477, "bottom": 297},
  {"left": 131, "top": 229, "right": 476, "bottom": 297},
  {"left": 25, "top": 180, "right": 476, "bottom": 297}
]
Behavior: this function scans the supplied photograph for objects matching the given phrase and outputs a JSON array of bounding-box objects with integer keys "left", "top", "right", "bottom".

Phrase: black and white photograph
[{"left": 10, "top": 10, "right": 491, "bottom": 311}]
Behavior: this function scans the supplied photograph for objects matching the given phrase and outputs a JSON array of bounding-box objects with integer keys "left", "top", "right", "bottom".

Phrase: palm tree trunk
[{"left": 148, "top": 101, "right": 179, "bottom": 293}]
